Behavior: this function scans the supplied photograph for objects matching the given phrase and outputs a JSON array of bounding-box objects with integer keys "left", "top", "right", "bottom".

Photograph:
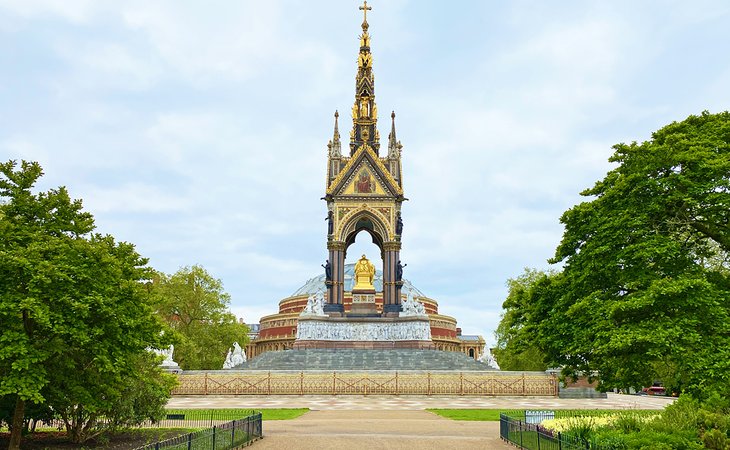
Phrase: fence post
[
  {"left": 300, "top": 371, "right": 304, "bottom": 395},
  {"left": 537, "top": 425, "right": 541, "bottom": 450},
  {"left": 395, "top": 371, "right": 398, "bottom": 395},
  {"left": 333, "top": 371, "right": 336, "bottom": 395},
  {"left": 212, "top": 425, "right": 216, "bottom": 449},
  {"left": 460, "top": 372, "right": 463, "bottom": 396},
  {"left": 427, "top": 372, "right": 431, "bottom": 396},
  {"left": 522, "top": 373, "right": 526, "bottom": 396},
  {"left": 187, "top": 432, "right": 192, "bottom": 450},
  {"left": 232, "top": 419, "right": 236, "bottom": 445},
  {"left": 519, "top": 420, "right": 523, "bottom": 448},
  {"left": 558, "top": 431, "right": 562, "bottom": 450},
  {"left": 268, "top": 371, "right": 271, "bottom": 395},
  {"left": 210, "top": 409, "right": 214, "bottom": 428}
]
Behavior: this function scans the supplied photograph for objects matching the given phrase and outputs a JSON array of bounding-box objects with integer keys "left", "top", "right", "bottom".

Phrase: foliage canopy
[
  {"left": 500, "top": 111, "right": 730, "bottom": 396},
  {"left": 152, "top": 265, "right": 249, "bottom": 370},
  {"left": 493, "top": 268, "right": 552, "bottom": 371},
  {"left": 0, "top": 160, "right": 176, "bottom": 447}
]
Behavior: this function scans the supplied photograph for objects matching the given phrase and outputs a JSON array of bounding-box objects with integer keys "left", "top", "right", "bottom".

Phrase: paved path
[
  {"left": 250, "top": 410, "right": 511, "bottom": 449},
  {"left": 167, "top": 394, "right": 673, "bottom": 449},
  {"left": 168, "top": 393, "right": 674, "bottom": 410}
]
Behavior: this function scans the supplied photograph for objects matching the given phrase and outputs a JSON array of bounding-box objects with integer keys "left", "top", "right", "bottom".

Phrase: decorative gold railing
[{"left": 173, "top": 371, "right": 558, "bottom": 396}]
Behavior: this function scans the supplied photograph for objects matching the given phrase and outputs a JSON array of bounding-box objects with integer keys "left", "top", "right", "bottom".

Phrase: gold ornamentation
[
  {"left": 326, "top": 144, "right": 403, "bottom": 196},
  {"left": 327, "top": 241, "right": 346, "bottom": 251},
  {"left": 353, "top": 254, "right": 376, "bottom": 290},
  {"left": 359, "top": 0, "right": 371, "bottom": 24},
  {"left": 338, "top": 207, "right": 351, "bottom": 220},
  {"left": 335, "top": 205, "right": 391, "bottom": 242}
]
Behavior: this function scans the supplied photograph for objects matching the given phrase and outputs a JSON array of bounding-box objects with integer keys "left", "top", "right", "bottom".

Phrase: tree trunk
[{"left": 8, "top": 397, "right": 25, "bottom": 450}]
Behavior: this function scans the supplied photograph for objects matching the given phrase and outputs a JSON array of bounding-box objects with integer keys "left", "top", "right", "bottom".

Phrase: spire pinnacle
[
  {"left": 351, "top": 1, "right": 378, "bottom": 155},
  {"left": 388, "top": 111, "right": 401, "bottom": 158},
  {"left": 329, "top": 110, "right": 342, "bottom": 157}
]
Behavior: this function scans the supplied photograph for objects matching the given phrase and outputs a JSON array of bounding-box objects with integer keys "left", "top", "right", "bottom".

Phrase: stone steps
[{"left": 237, "top": 349, "right": 495, "bottom": 371}]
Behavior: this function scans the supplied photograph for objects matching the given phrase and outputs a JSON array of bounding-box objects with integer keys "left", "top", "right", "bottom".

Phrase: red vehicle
[{"left": 641, "top": 386, "right": 667, "bottom": 396}]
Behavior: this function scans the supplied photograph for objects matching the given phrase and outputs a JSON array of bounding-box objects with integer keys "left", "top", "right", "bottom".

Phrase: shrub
[
  {"left": 701, "top": 428, "right": 728, "bottom": 450},
  {"left": 613, "top": 413, "right": 646, "bottom": 434},
  {"left": 594, "top": 429, "right": 703, "bottom": 449}
]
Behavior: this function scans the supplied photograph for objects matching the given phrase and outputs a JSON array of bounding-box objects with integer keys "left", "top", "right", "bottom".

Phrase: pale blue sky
[{"left": 2, "top": 1, "right": 729, "bottom": 345}]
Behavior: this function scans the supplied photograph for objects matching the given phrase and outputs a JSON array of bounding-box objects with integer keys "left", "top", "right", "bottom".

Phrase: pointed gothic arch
[{"left": 339, "top": 209, "right": 390, "bottom": 258}]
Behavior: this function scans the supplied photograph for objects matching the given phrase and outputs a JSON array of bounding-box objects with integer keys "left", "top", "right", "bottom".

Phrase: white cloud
[
  {"left": 80, "top": 182, "right": 190, "bottom": 213},
  {"left": 2, "top": 1, "right": 729, "bottom": 345},
  {"left": 0, "top": 0, "right": 98, "bottom": 24}
]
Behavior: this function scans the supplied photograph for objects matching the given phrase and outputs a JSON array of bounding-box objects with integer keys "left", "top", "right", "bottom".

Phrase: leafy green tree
[
  {"left": 43, "top": 351, "right": 177, "bottom": 443},
  {"left": 537, "top": 111, "right": 730, "bottom": 396},
  {"left": 493, "top": 268, "right": 552, "bottom": 371},
  {"left": 0, "top": 160, "right": 176, "bottom": 447},
  {"left": 0, "top": 395, "right": 53, "bottom": 434},
  {"left": 152, "top": 265, "right": 249, "bottom": 370}
]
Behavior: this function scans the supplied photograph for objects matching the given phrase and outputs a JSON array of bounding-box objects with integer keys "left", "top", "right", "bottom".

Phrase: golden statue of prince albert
[{"left": 353, "top": 255, "right": 376, "bottom": 291}]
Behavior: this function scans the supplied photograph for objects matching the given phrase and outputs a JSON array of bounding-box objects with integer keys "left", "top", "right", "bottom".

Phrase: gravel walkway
[{"left": 250, "top": 410, "right": 511, "bottom": 449}]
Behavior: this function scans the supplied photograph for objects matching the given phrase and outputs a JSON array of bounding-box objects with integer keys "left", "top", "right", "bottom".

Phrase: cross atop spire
[{"left": 359, "top": 1, "right": 372, "bottom": 29}]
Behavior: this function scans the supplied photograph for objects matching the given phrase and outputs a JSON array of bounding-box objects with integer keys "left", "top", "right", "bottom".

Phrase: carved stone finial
[{"left": 330, "top": 110, "right": 341, "bottom": 157}]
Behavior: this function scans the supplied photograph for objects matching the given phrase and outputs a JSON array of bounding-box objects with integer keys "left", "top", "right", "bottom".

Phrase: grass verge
[
  {"left": 428, "top": 409, "right": 657, "bottom": 421},
  {"left": 427, "top": 409, "right": 502, "bottom": 421},
  {"left": 164, "top": 408, "right": 309, "bottom": 421}
]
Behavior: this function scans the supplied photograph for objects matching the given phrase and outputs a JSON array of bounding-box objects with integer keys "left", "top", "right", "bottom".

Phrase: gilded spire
[
  {"left": 328, "top": 110, "right": 342, "bottom": 157},
  {"left": 350, "top": 0, "right": 379, "bottom": 155}
]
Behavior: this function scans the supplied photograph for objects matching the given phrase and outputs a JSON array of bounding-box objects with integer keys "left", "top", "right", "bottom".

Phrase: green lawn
[
  {"left": 428, "top": 409, "right": 657, "bottom": 421},
  {"left": 164, "top": 408, "right": 309, "bottom": 421},
  {"left": 258, "top": 408, "right": 309, "bottom": 420},
  {"left": 427, "top": 409, "right": 503, "bottom": 421}
]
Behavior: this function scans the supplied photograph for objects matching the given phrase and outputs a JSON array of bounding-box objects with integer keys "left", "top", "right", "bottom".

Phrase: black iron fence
[
  {"left": 149, "top": 409, "right": 259, "bottom": 429},
  {"left": 135, "top": 413, "right": 262, "bottom": 450},
  {"left": 11, "top": 409, "right": 260, "bottom": 432},
  {"left": 500, "top": 412, "right": 612, "bottom": 450}
]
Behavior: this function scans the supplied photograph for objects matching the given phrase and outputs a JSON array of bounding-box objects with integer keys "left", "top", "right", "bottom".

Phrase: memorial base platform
[{"left": 293, "top": 340, "right": 434, "bottom": 350}]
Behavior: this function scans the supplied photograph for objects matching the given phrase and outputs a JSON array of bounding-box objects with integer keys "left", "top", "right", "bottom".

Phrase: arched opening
[
  {"left": 328, "top": 209, "right": 396, "bottom": 313},
  {"left": 344, "top": 230, "right": 383, "bottom": 273},
  {"left": 343, "top": 217, "right": 384, "bottom": 256},
  {"left": 469, "top": 348, "right": 475, "bottom": 358}
]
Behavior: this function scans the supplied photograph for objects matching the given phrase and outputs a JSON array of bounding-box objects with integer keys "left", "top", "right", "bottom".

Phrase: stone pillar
[
  {"left": 382, "top": 241, "right": 401, "bottom": 316},
  {"left": 325, "top": 241, "right": 345, "bottom": 315}
]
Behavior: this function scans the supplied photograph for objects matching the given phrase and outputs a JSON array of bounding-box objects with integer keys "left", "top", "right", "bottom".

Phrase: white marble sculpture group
[
  {"left": 222, "top": 342, "right": 247, "bottom": 369},
  {"left": 400, "top": 292, "right": 426, "bottom": 317},
  {"left": 151, "top": 344, "right": 178, "bottom": 367},
  {"left": 300, "top": 290, "right": 326, "bottom": 316},
  {"left": 296, "top": 319, "right": 431, "bottom": 341},
  {"left": 478, "top": 344, "right": 500, "bottom": 370}
]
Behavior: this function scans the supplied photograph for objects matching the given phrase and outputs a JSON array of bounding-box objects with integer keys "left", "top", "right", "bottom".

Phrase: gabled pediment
[{"left": 326, "top": 144, "right": 402, "bottom": 197}]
